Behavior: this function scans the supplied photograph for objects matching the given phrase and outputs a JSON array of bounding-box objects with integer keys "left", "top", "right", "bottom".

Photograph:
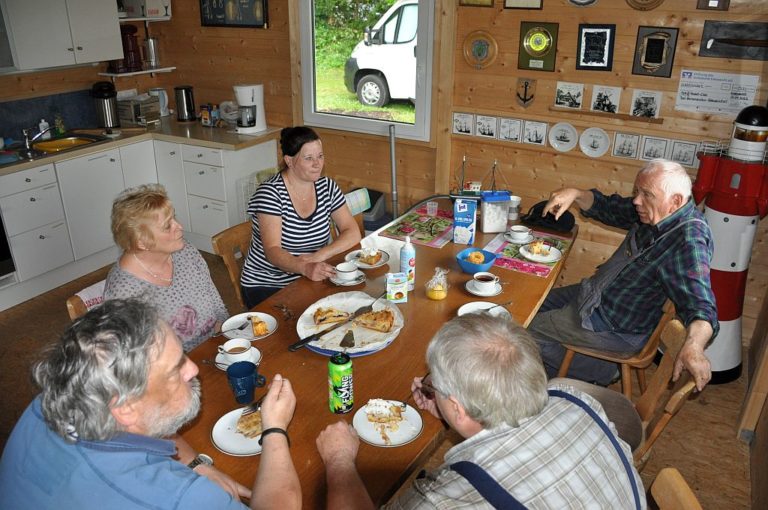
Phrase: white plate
[
  {"left": 457, "top": 301, "right": 512, "bottom": 319},
  {"left": 296, "top": 291, "right": 404, "bottom": 355},
  {"left": 465, "top": 280, "right": 502, "bottom": 298},
  {"left": 211, "top": 408, "right": 262, "bottom": 456},
  {"left": 345, "top": 249, "right": 390, "bottom": 269},
  {"left": 214, "top": 347, "right": 262, "bottom": 371},
  {"left": 222, "top": 312, "right": 278, "bottom": 341},
  {"left": 330, "top": 270, "right": 366, "bottom": 287},
  {"left": 548, "top": 122, "right": 578, "bottom": 152},
  {"left": 352, "top": 401, "right": 423, "bottom": 447},
  {"left": 503, "top": 232, "right": 534, "bottom": 245},
  {"left": 579, "top": 127, "right": 611, "bottom": 158},
  {"left": 519, "top": 244, "right": 562, "bottom": 263}
]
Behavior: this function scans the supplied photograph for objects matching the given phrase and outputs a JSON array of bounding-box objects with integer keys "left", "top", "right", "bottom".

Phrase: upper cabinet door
[
  {"left": 66, "top": 0, "right": 122, "bottom": 64},
  {"left": 3, "top": 0, "right": 121, "bottom": 70}
]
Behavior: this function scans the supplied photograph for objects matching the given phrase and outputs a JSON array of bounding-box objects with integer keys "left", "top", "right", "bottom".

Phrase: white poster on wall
[{"left": 675, "top": 69, "right": 759, "bottom": 115}]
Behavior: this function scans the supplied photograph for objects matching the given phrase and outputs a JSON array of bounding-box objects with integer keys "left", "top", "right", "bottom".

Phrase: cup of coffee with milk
[
  {"left": 507, "top": 225, "right": 531, "bottom": 242},
  {"left": 218, "top": 338, "right": 260, "bottom": 364},
  {"left": 472, "top": 272, "right": 500, "bottom": 294}
]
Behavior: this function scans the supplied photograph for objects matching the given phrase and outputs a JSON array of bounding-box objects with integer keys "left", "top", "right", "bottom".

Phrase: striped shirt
[
  {"left": 386, "top": 381, "right": 645, "bottom": 509},
  {"left": 582, "top": 191, "right": 719, "bottom": 336},
  {"left": 240, "top": 173, "right": 346, "bottom": 289}
]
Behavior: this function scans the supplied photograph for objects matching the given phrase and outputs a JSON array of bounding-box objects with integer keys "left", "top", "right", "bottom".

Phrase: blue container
[{"left": 456, "top": 248, "right": 497, "bottom": 274}]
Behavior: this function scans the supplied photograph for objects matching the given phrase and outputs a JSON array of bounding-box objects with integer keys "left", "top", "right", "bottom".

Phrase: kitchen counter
[{"left": 0, "top": 118, "right": 280, "bottom": 176}]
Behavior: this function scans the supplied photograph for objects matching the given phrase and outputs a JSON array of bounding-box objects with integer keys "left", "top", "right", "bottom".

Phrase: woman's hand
[{"left": 298, "top": 255, "right": 335, "bottom": 281}]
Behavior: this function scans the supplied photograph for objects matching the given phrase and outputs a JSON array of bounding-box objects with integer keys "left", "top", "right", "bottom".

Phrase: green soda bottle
[{"left": 328, "top": 352, "right": 353, "bottom": 414}]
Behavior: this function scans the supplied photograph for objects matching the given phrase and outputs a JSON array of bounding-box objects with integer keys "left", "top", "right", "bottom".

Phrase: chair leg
[
  {"left": 621, "top": 364, "right": 633, "bottom": 399},
  {"left": 637, "top": 368, "right": 647, "bottom": 394},
  {"left": 558, "top": 349, "right": 575, "bottom": 378}
]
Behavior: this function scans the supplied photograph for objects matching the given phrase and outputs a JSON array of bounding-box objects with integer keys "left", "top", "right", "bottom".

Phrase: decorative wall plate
[
  {"left": 569, "top": 0, "right": 598, "bottom": 5},
  {"left": 548, "top": 123, "right": 579, "bottom": 152},
  {"left": 626, "top": 0, "right": 665, "bottom": 10},
  {"left": 463, "top": 30, "right": 498, "bottom": 69},
  {"left": 523, "top": 26, "right": 553, "bottom": 57},
  {"left": 579, "top": 127, "right": 611, "bottom": 158}
]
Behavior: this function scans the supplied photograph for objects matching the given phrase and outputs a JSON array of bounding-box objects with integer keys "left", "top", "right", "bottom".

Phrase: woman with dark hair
[{"left": 240, "top": 126, "right": 361, "bottom": 308}]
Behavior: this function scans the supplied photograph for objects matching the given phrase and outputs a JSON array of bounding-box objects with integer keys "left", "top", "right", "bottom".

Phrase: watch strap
[
  {"left": 187, "top": 453, "right": 213, "bottom": 470},
  {"left": 259, "top": 427, "right": 290, "bottom": 447}
]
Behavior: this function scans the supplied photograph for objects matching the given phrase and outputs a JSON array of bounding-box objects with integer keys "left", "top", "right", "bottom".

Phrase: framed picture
[
  {"left": 632, "top": 26, "right": 678, "bottom": 78},
  {"left": 591, "top": 85, "right": 621, "bottom": 114},
  {"left": 576, "top": 24, "right": 615, "bottom": 71},
  {"left": 518, "top": 22, "right": 559, "bottom": 72},
  {"left": 453, "top": 113, "right": 475, "bottom": 135},
  {"left": 612, "top": 132, "right": 640, "bottom": 159},
  {"left": 499, "top": 118, "right": 522, "bottom": 142},
  {"left": 200, "top": 0, "right": 268, "bottom": 28},
  {"left": 523, "top": 120, "right": 547, "bottom": 146},
  {"left": 505, "top": 0, "right": 543, "bottom": 8},
  {"left": 670, "top": 140, "right": 699, "bottom": 167},
  {"left": 630, "top": 89, "right": 663, "bottom": 119},
  {"left": 459, "top": 0, "right": 494, "bottom": 6},
  {"left": 697, "top": 0, "right": 729, "bottom": 10},
  {"left": 554, "top": 82, "right": 584, "bottom": 109},
  {"left": 640, "top": 136, "right": 669, "bottom": 161},
  {"left": 475, "top": 115, "right": 498, "bottom": 139}
]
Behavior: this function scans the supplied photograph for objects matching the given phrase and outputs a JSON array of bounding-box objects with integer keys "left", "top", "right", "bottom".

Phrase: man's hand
[
  {"left": 261, "top": 373, "right": 296, "bottom": 430},
  {"left": 316, "top": 421, "right": 359, "bottom": 468},
  {"left": 195, "top": 464, "right": 252, "bottom": 501},
  {"left": 673, "top": 320, "right": 713, "bottom": 391},
  {"left": 543, "top": 188, "right": 594, "bottom": 219},
  {"left": 411, "top": 376, "right": 441, "bottom": 420}
]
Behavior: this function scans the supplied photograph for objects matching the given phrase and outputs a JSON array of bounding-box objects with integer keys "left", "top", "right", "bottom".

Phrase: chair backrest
[
  {"left": 630, "top": 300, "right": 676, "bottom": 367},
  {"left": 650, "top": 467, "right": 703, "bottom": 510},
  {"left": 212, "top": 221, "right": 252, "bottom": 310},
  {"left": 66, "top": 280, "right": 106, "bottom": 321},
  {"left": 331, "top": 187, "right": 370, "bottom": 240},
  {"left": 633, "top": 319, "right": 697, "bottom": 466}
]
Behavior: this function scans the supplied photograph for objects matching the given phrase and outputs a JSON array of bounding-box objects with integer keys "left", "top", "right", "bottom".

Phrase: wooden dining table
[{"left": 181, "top": 206, "right": 576, "bottom": 509}]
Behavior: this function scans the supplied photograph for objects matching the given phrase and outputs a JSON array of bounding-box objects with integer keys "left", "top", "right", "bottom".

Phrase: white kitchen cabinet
[
  {"left": 120, "top": 140, "right": 158, "bottom": 189},
  {"left": 2, "top": 0, "right": 121, "bottom": 70},
  {"left": 154, "top": 140, "right": 191, "bottom": 230},
  {"left": 179, "top": 140, "right": 277, "bottom": 252},
  {"left": 56, "top": 149, "right": 124, "bottom": 260},
  {"left": 0, "top": 163, "right": 74, "bottom": 281}
]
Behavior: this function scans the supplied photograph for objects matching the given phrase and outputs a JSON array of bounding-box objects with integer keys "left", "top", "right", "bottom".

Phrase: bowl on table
[{"left": 456, "top": 248, "right": 496, "bottom": 274}]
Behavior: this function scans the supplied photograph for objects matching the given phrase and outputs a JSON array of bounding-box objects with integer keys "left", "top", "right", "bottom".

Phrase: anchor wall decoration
[{"left": 516, "top": 78, "right": 537, "bottom": 108}]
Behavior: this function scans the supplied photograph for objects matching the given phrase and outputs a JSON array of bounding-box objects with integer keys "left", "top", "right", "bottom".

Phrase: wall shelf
[
  {"left": 119, "top": 16, "right": 171, "bottom": 23},
  {"left": 548, "top": 106, "right": 664, "bottom": 125},
  {"left": 98, "top": 66, "right": 176, "bottom": 79}
]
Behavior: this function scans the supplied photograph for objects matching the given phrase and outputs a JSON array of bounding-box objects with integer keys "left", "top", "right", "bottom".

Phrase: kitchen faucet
[{"left": 18, "top": 126, "right": 55, "bottom": 160}]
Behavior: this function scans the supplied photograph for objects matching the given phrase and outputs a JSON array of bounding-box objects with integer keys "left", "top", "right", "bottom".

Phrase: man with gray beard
[{"left": 0, "top": 299, "right": 300, "bottom": 510}]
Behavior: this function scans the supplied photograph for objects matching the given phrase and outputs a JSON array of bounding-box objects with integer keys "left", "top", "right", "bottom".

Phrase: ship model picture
[
  {"left": 527, "top": 128, "right": 544, "bottom": 144},
  {"left": 615, "top": 138, "right": 637, "bottom": 157},
  {"left": 556, "top": 129, "right": 572, "bottom": 142}
]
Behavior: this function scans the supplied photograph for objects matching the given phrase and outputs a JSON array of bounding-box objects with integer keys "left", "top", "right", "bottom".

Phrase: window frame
[{"left": 298, "top": 0, "right": 435, "bottom": 142}]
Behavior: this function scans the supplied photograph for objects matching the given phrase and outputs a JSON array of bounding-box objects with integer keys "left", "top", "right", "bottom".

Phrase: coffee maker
[{"left": 233, "top": 84, "right": 267, "bottom": 134}]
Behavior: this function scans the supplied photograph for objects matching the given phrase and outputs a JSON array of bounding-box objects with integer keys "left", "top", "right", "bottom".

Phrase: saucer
[
  {"left": 214, "top": 347, "right": 262, "bottom": 371},
  {"left": 330, "top": 271, "right": 366, "bottom": 286},
  {"left": 465, "top": 280, "right": 502, "bottom": 297},
  {"left": 504, "top": 233, "right": 534, "bottom": 245}
]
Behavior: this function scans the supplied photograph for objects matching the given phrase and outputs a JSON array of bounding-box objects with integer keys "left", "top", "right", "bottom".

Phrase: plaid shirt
[
  {"left": 385, "top": 382, "right": 645, "bottom": 510},
  {"left": 582, "top": 190, "right": 719, "bottom": 337}
]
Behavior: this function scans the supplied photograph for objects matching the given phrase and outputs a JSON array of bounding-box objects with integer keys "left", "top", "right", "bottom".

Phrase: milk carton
[
  {"left": 386, "top": 272, "right": 408, "bottom": 303},
  {"left": 453, "top": 199, "right": 477, "bottom": 245}
]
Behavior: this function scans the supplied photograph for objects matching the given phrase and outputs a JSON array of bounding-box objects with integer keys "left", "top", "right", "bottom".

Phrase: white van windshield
[{"left": 382, "top": 4, "right": 417, "bottom": 44}]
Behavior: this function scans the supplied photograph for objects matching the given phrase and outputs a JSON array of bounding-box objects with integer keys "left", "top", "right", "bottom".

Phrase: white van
[{"left": 344, "top": 0, "right": 418, "bottom": 107}]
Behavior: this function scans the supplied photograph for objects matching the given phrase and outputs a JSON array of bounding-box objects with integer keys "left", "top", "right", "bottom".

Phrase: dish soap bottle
[
  {"left": 399, "top": 236, "right": 416, "bottom": 291},
  {"left": 38, "top": 119, "right": 51, "bottom": 140}
]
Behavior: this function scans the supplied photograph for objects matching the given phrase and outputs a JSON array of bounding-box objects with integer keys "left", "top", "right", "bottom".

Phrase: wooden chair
[
  {"left": 558, "top": 300, "right": 676, "bottom": 399},
  {"left": 66, "top": 280, "right": 106, "bottom": 321},
  {"left": 212, "top": 221, "right": 252, "bottom": 310},
  {"left": 552, "top": 318, "right": 698, "bottom": 470},
  {"left": 331, "top": 187, "right": 370, "bottom": 240},
  {"left": 650, "top": 467, "right": 703, "bottom": 510}
]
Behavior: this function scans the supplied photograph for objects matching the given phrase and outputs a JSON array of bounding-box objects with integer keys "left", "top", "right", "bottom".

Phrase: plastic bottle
[
  {"left": 399, "top": 236, "right": 416, "bottom": 291},
  {"left": 38, "top": 119, "right": 51, "bottom": 140},
  {"left": 54, "top": 114, "right": 66, "bottom": 136}
]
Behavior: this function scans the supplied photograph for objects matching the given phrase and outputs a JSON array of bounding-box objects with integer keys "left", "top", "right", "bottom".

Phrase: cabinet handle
[
  {"left": 67, "top": 47, "right": 74, "bottom": 52},
  {"left": 76, "top": 46, "right": 83, "bottom": 50},
  {"left": 109, "top": 158, "right": 116, "bottom": 163},
  {"left": 39, "top": 235, "right": 46, "bottom": 240},
  {"left": 88, "top": 154, "right": 110, "bottom": 162},
  {"left": 170, "top": 151, "right": 176, "bottom": 156},
  {"left": 29, "top": 197, "right": 36, "bottom": 202},
  {"left": 197, "top": 153, "right": 203, "bottom": 158},
  {"left": 198, "top": 170, "right": 205, "bottom": 175},
  {"left": 25, "top": 177, "right": 32, "bottom": 182},
  {"left": 202, "top": 204, "right": 209, "bottom": 209}
]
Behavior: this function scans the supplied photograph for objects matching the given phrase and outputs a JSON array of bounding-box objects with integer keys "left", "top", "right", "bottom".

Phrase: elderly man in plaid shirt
[{"left": 529, "top": 158, "right": 718, "bottom": 391}]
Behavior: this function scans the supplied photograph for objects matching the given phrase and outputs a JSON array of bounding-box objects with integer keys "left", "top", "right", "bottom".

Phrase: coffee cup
[
  {"left": 218, "top": 338, "right": 255, "bottom": 364},
  {"left": 226, "top": 361, "right": 267, "bottom": 404},
  {"left": 335, "top": 262, "right": 358, "bottom": 281},
  {"left": 473, "top": 272, "right": 500, "bottom": 293},
  {"left": 508, "top": 225, "right": 531, "bottom": 241}
]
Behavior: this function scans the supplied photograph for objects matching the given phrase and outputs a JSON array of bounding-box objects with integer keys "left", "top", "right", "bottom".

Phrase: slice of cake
[
  {"left": 313, "top": 307, "right": 351, "bottom": 325},
  {"left": 249, "top": 315, "right": 269, "bottom": 336},
  {"left": 353, "top": 309, "right": 395, "bottom": 333},
  {"left": 529, "top": 240, "right": 550, "bottom": 256},
  {"left": 365, "top": 398, "right": 404, "bottom": 445},
  {"left": 358, "top": 248, "right": 382, "bottom": 265},
  {"left": 236, "top": 410, "right": 263, "bottom": 439}
]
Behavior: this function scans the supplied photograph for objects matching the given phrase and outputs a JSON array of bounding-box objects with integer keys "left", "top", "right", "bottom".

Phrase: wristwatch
[{"left": 187, "top": 453, "right": 214, "bottom": 470}]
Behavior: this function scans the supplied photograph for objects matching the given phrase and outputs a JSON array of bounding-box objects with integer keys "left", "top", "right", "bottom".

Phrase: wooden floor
[{"left": 0, "top": 252, "right": 752, "bottom": 508}]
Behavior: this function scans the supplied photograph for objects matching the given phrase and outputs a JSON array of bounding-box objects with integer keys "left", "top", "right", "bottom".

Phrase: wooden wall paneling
[
  {"left": 434, "top": 0, "right": 458, "bottom": 195},
  {"left": 0, "top": 66, "right": 102, "bottom": 102}
]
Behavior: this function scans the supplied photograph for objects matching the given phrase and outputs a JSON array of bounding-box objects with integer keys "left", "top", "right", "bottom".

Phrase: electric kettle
[
  {"left": 174, "top": 86, "right": 196, "bottom": 122},
  {"left": 149, "top": 88, "right": 169, "bottom": 117}
]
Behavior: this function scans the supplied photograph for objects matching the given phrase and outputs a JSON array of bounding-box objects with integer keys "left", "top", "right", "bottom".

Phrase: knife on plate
[{"left": 288, "top": 291, "right": 385, "bottom": 352}]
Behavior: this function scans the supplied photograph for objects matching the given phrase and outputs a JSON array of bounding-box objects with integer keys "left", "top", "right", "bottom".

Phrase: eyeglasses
[{"left": 420, "top": 373, "right": 443, "bottom": 400}]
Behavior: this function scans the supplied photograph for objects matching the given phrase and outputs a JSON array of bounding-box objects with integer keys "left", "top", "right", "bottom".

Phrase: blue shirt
[{"left": 0, "top": 397, "right": 247, "bottom": 510}]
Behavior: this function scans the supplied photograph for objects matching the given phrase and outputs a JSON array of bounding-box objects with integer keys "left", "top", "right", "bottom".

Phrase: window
[{"left": 298, "top": 0, "right": 434, "bottom": 141}]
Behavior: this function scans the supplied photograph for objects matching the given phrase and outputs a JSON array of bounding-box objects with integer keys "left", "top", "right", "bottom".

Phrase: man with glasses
[{"left": 316, "top": 314, "right": 645, "bottom": 509}]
